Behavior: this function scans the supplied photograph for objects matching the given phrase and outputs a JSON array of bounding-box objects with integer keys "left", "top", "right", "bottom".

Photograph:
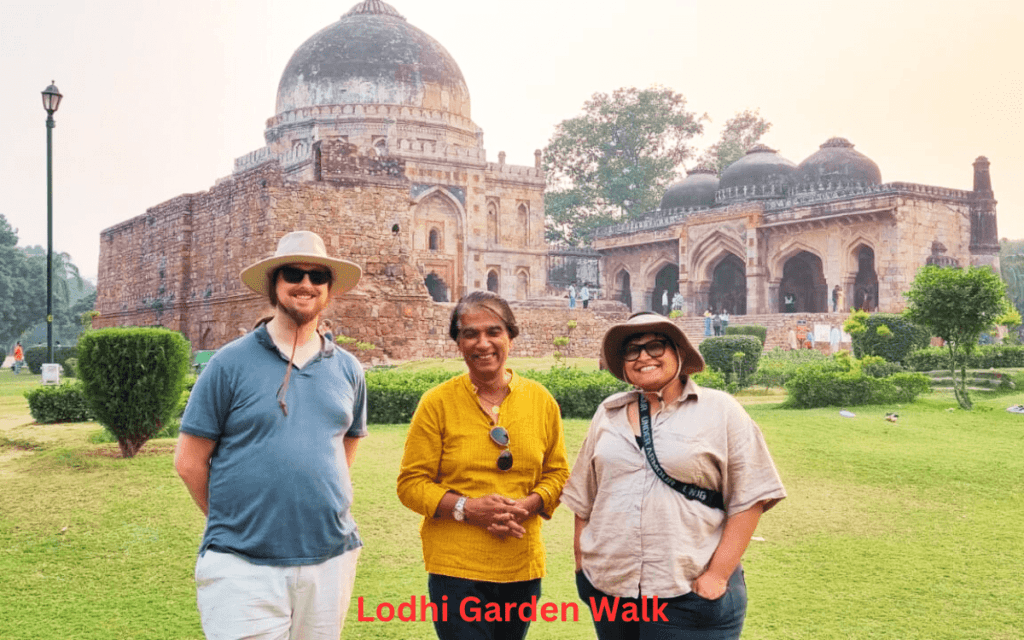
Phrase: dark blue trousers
[
  {"left": 576, "top": 567, "right": 747, "bottom": 640},
  {"left": 428, "top": 573, "right": 542, "bottom": 640}
]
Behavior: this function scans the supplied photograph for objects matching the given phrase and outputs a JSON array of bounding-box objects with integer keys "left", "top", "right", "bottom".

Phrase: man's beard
[{"left": 279, "top": 291, "right": 326, "bottom": 327}]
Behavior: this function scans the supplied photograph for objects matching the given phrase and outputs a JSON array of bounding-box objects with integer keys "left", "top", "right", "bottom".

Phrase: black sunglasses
[
  {"left": 490, "top": 426, "right": 513, "bottom": 471},
  {"left": 623, "top": 339, "right": 669, "bottom": 362},
  {"left": 278, "top": 266, "right": 332, "bottom": 286}
]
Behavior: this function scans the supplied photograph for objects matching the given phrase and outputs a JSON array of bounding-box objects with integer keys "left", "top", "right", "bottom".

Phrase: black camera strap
[{"left": 638, "top": 393, "right": 725, "bottom": 511}]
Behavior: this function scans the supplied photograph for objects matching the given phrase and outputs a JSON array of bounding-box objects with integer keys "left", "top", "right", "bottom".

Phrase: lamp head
[{"left": 41, "top": 82, "right": 62, "bottom": 115}]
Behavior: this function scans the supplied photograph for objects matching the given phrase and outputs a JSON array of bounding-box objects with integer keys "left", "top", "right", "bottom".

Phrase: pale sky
[{"left": 3, "top": 0, "right": 1022, "bottom": 280}]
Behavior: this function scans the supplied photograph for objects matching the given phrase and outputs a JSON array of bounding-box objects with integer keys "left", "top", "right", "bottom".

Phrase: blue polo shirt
[{"left": 180, "top": 325, "right": 367, "bottom": 565}]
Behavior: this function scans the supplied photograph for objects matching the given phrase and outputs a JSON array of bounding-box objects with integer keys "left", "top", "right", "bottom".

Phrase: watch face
[{"left": 453, "top": 497, "right": 466, "bottom": 521}]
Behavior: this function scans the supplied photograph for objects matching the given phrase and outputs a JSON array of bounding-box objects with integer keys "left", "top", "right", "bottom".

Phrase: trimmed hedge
[
  {"left": 23, "top": 345, "right": 79, "bottom": 376},
  {"left": 365, "top": 369, "right": 460, "bottom": 424},
  {"left": 784, "top": 362, "right": 932, "bottom": 408},
  {"left": 698, "top": 336, "right": 763, "bottom": 386},
  {"left": 691, "top": 369, "right": 726, "bottom": 390},
  {"left": 77, "top": 327, "right": 191, "bottom": 457},
  {"left": 724, "top": 324, "right": 767, "bottom": 346},
  {"left": 521, "top": 368, "right": 631, "bottom": 418},
  {"left": 24, "top": 380, "right": 96, "bottom": 423},
  {"left": 905, "top": 344, "right": 1024, "bottom": 371},
  {"left": 365, "top": 367, "right": 633, "bottom": 423},
  {"left": 850, "top": 314, "right": 930, "bottom": 364},
  {"left": 749, "top": 347, "right": 832, "bottom": 389}
]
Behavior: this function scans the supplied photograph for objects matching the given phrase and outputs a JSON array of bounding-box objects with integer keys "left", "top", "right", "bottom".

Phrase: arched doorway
[
  {"left": 709, "top": 254, "right": 746, "bottom": 314},
  {"left": 853, "top": 246, "right": 879, "bottom": 311},
  {"left": 616, "top": 270, "right": 632, "bottom": 311},
  {"left": 651, "top": 264, "right": 678, "bottom": 315},
  {"left": 779, "top": 251, "right": 826, "bottom": 312},
  {"left": 424, "top": 272, "right": 448, "bottom": 302},
  {"left": 487, "top": 270, "right": 499, "bottom": 293}
]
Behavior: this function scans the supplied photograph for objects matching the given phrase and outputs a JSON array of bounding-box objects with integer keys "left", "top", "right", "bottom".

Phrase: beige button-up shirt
[{"left": 561, "top": 378, "right": 786, "bottom": 598}]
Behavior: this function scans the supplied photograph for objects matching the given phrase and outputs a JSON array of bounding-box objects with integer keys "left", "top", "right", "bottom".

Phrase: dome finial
[{"left": 343, "top": 0, "right": 405, "bottom": 20}]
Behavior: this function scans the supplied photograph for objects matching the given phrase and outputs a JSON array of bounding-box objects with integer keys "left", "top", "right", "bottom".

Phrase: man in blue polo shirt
[{"left": 175, "top": 230, "right": 367, "bottom": 640}]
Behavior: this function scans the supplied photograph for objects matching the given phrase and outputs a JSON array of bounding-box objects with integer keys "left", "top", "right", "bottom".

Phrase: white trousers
[{"left": 195, "top": 548, "right": 361, "bottom": 640}]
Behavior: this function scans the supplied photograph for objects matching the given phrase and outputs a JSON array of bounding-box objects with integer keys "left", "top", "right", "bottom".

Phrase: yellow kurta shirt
[{"left": 397, "top": 370, "right": 569, "bottom": 583}]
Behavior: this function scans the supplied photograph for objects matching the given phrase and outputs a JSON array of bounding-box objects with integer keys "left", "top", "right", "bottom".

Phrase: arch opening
[
  {"left": 709, "top": 254, "right": 746, "bottom": 315},
  {"left": 853, "top": 247, "right": 878, "bottom": 311},
  {"left": 617, "top": 270, "right": 632, "bottom": 311},
  {"left": 779, "top": 251, "right": 826, "bottom": 312},
  {"left": 651, "top": 264, "right": 679, "bottom": 315}
]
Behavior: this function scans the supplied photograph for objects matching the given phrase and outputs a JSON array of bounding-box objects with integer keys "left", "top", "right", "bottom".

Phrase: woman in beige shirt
[{"left": 561, "top": 312, "right": 786, "bottom": 640}]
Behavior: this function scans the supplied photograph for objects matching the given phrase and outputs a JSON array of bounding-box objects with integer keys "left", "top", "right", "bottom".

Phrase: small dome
[
  {"left": 276, "top": 1, "right": 470, "bottom": 118},
  {"left": 717, "top": 145, "right": 795, "bottom": 203},
  {"left": 660, "top": 166, "right": 719, "bottom": 210},
  {"left": 793, "top": 137, "right": 881, "bottom": 190}
]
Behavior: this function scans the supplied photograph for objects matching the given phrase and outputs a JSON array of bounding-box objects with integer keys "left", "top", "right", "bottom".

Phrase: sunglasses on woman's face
[
  {"left": 278, "top": 266, "right": 332, "bottom": 286},
  {"left": 489, "top": 426, "right": 513, "bottom": 471},
  {"left": 623, "top": 339, "right": 669, "bottom": 362}
]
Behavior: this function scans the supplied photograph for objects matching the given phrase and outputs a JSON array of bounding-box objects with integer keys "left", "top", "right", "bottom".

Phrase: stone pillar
[
  {"left": 767, "top": 282, "right": 781, "bottom": 314},
  {"left": 970, "top": 156, "right": 1000, "bottom": 260}
]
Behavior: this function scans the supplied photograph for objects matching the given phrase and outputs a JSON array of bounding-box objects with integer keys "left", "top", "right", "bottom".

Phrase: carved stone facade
[
  {"left": 594, "top": 140, "right": 1000, "bottom": 318},
  {"left": 95, "top": 0, "right": 547, "bottom": 354}
]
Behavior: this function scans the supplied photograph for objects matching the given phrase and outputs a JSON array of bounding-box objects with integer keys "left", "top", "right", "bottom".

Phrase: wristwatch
[{"left": 453, "top": 496, "right": 468, "bottom": 522}]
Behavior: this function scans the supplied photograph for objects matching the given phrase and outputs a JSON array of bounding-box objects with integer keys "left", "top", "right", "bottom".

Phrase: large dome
[
  {"left": 660, "top": 166, "right": 719, "bottom": 211},
  {"left": 793, "top": 137, "right": 881, "bottom": 190},
  {"left": 717, "top": 145, "right": 795, "bottom": 203},
  {"left": 276, "top": 0, "right": 471, "bottom": 118}
]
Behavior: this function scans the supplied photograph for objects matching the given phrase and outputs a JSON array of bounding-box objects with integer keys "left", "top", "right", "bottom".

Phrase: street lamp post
[{"left": 41, "top": 82, "right": 62, "bottom": 365}]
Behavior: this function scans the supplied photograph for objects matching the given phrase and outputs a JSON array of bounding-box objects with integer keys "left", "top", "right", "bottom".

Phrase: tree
[
  {"left": 697, "top": 109, "right": 772, "bottom": 176},
  {"left": 903, "top": 265, "right": 1008, "bottom": 409},
  {"left": 543, "top": 87, "right": 706, "bottom": 246},
  {"left": 0, "top": 215, "right": 87, "bottom": 347},
  {"left": 0, "top": 215, "right": 47, "bottom": 347}
]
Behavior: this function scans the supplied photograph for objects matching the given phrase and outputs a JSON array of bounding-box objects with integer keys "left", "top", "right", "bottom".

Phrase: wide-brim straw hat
[
  {"left": 240, "top": 230, "right": 362, "bottom": 297},
  {"left": 602, "top": 312, "right": 705, "bottom": 383}
]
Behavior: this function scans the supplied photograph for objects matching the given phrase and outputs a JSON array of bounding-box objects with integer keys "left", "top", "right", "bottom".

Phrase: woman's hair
[{"left": 449, "top": 291, "right": 520, "bottom": 342}]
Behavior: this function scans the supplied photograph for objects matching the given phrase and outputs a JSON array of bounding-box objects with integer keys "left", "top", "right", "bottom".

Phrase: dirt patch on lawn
[{"left": 85, "top": 442, "right": 177, "bottom": 458}]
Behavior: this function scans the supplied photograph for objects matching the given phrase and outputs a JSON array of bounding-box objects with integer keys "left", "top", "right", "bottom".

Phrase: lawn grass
[{"left": 1, "top": 370, "right": 1022, "bottom": 639}]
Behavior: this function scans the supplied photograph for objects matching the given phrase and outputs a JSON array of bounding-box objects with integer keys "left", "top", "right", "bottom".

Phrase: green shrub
[
  {"left": 724, "top": 324, "right": 767, "bottom": 346},
  {"left": 969, "top": 345, "right": 1024, "bottom": 368},
  {"left": 77, "top": 327, "right": 191, "bottom": 457},
  {"left": 23, "top": 345, "right": 79, "bottom": 375},
  {"left": 24, "top": 381, "right": 95, "bottom": 423},
  {"left": 784, "top": 361, "right": 931, "bottom": 408},
  {"left": 748, "top": 347, "right": 832, "bottom": 389},
  {"left": 692, "top": 369, "right": 726, "bottom": 390},
  {"left": 365, "top": 368, "right": 632, "bottom": 423},
  {"left": 365, "top": 369, "right": 461, "bottom": 424},
  {"left": 520, "top": 368, "right": 630, "bottom": 419},
  {"left": 698, "top": 336, "right": 763, "bottom": 386},
  {"left": 63, "top": 357, "right": 79, "bottom": 378},
  {"left": 905, "top": 345, "right": 1024, "bottom": 371},
  {"left": 887, "top": 372, "right": 934, "bottom": 401},
  {"left": 859, "top": 355, "right": 906, "bottom": 378},
  {"left": 849, "top": 313, "right": 930, "bottom": 363}
]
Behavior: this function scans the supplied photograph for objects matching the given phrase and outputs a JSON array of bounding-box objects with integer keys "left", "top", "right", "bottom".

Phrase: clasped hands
[{"left": 463, "top": 494, "right": 536, "bottom": 539}]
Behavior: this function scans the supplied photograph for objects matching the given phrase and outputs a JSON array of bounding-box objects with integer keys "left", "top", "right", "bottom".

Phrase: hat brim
[
  {"left": 240, "top": 254, "right": 362, "bottom": 297},
  {"left": 602, "top": 314, "right": 705, "bottom": 383}
]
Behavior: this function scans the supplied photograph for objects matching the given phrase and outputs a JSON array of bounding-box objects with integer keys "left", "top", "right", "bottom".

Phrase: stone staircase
[{"left": 922, "top": 369, "right": 1018, "bottom": 393}]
